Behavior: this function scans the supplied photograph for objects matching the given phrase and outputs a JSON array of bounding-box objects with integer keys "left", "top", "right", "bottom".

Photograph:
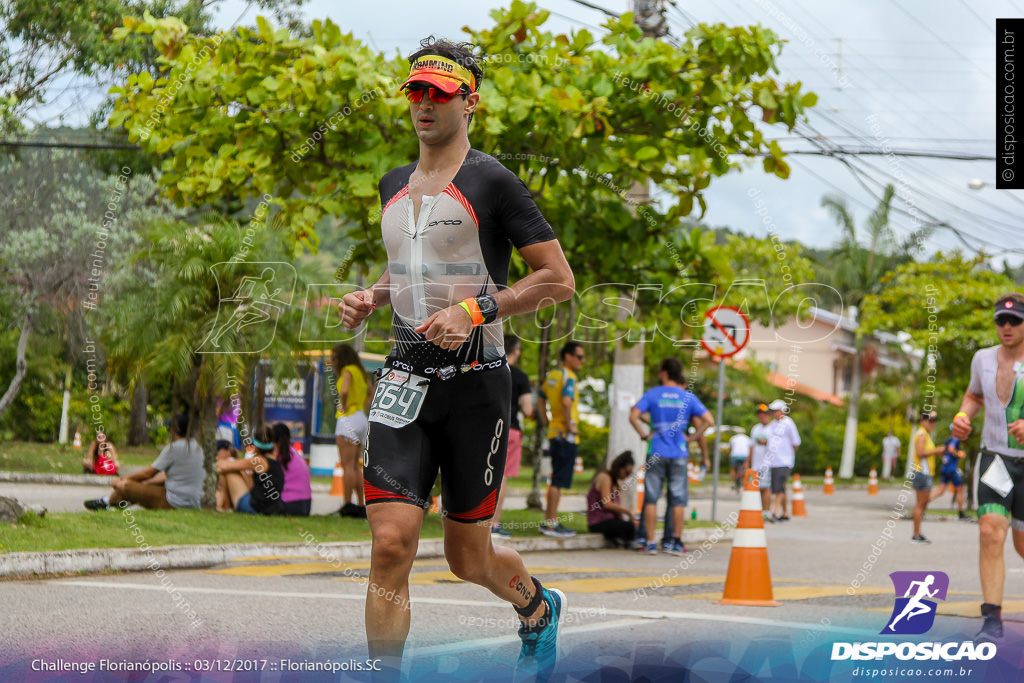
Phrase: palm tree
[
  {"left": 102, "top": 216, "right": 311, "bottom": 505},
  {"left": 819, "top": 184, "right": 925, "bottom": 478}
]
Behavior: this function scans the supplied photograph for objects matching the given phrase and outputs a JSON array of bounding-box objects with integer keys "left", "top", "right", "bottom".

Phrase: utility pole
[{"left": 606, "top": 1, "right": 671, "bottom": 513}]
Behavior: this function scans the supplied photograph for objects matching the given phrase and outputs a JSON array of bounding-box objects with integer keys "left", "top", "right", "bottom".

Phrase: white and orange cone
[
  {"left": 719, "top": 470, "right": 780, "bottom": 606},
  {"left": 73, "top": 431, "right": 82, "bottom": 449},
  {"left": 868, "top": 467, "right": 879, "bottom": 496},
  {"left": 329, "top": 463, "right": 345, "bottom": 497},
  {"left": 824, "top": 467, "right": 835, "bottom": 495},
  {"left": 574, "top": 456, "right": 584, "bottom": 474},
  {"left": 688, "top": 462, "right": 701, "bottom": 485},
  {"left": 792, "top": 473, "right": 807, "bottom": 517},
  {"left": 635, "top": 465, "right": 646, "bottom": 515}
]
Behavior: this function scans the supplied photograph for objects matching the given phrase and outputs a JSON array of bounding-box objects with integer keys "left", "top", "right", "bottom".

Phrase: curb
[{"left": 0, "top": 527, "right": 733, "bottom": 580}]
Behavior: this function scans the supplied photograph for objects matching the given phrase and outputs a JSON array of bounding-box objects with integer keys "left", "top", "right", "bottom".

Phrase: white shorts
[{"left": 335, "top": 411, "right": 368, "bottom": 446}]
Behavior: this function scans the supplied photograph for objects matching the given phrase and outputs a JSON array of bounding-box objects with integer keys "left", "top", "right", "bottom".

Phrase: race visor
[
  {"left": 994, "top": 298, "right": 1024, "bottom": 321},
  {"left": 401, "top": 55, "right": 477, "bottom": 94}
]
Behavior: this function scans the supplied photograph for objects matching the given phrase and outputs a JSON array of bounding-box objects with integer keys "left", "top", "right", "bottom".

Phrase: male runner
[
  {"left": 339, "top": 37, "right": 574, "bottom": 678},
  {"left": 952, "top": 293, "right": 1024, "bottom": 641}
]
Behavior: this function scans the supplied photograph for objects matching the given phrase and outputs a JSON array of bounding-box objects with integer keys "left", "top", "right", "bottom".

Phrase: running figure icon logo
[{"left": 881, "top": 571, "right": 949, "bottom": 635}]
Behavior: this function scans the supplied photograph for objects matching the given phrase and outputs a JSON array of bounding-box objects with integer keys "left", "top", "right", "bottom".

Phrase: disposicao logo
[
  {"left": 882, "top": 570, "right": 948, "bottom": 635},
  {"left": 831, "top": 571, "right": 997, "bottom": 662}
]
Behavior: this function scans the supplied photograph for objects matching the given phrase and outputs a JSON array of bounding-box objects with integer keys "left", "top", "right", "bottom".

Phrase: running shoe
[
  {"left": 539, "top": 523, "right": 575, "bottom": 537},
  {"left": 664, "top": 539, "right": 686, "bottom": 556},
  {"left": 661, "top": 540, "right": 673, "bottom": 553},
  {"left": 644, "top": 542, "right": 658, "bottom": 555},
  {"left": 958, "top": 511, "right": 971, "bottom": 521},
  {"left": 777, "top": 515, "right": 790, "bottom": 522},
  {"left": 515, "top": 585, "right": 565, "bottom": 682},
  {"left": 976, "top": 605, "right": 1004, "bottom": 641},
  {"left": 83, "top": 498, "right": 109, "bottom": 511},
  {"left": 910, "top": 534, "right": 931, "bottom": 544},
  {"left": 491, "top": 524, "right": 512, "bottom": 537}
]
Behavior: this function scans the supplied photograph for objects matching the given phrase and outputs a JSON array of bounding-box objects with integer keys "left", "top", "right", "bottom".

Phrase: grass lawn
[
  {"left": 507, "top": 469, "right": 596, "bottom": 493},
  {"left": 1, "top": 440, "right": 161, "bottom": 474},
  {"left": 0, "top": 507, "right": 599, "bottom": 554}
]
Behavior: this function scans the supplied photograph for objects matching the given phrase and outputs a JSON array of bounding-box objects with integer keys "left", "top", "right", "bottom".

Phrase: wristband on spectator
[
  {"left": 458, "top": 298, "right": 484, "bottom": 326},
  {"left": 954, "top": 411, "right": 968, "bottom": 420}
]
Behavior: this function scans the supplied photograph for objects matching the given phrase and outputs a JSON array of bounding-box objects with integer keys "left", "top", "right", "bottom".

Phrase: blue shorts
[
  {"left": 236, "top": 492, "right": 257, "bottom": 514},
  {"left": 644, "top": 455, "right": 688, "bottom": 507},
  {"left": 549, "top": 437, "right": 577, "bottom": 489},
  {"left": 940, "top": 469, "right": 963, "bottom": 486}
]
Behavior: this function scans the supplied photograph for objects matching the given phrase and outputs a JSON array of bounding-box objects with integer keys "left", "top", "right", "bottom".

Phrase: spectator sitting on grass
[
  {"left": 216, "top": 425, "right": 284, "bottom": 515},
  {"left": 82, "top": 430, "right": 120, "bottom": 476},
  {"left": 84, "top": 414, "right": 203, "bottom": 511},
  {"left": 274, "top": 422, "right": 312, "bottom": 517}
]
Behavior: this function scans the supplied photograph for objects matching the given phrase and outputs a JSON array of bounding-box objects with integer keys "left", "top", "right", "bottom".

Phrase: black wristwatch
[{"left": 475, "top": 294, "right": 499, "bottom": 324}]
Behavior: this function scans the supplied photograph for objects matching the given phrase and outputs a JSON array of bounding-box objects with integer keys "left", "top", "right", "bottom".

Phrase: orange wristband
[{"left": 459, "top": 298, "right": 484, "bottom": 327}]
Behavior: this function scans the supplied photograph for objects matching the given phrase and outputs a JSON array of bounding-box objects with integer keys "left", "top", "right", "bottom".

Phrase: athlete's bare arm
[{"left": 340, "top": 269, "right": 391, "bottom": 330}]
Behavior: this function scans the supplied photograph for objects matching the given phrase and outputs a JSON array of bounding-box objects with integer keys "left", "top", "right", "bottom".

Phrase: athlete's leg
[
  {"left": 929, "top": 482, "right": 947, "bottom": 502},
  {"left": 443, "top": 519, "right": 547, "bottom": 624},
  {"left": 544, "top": 485, "right": 562, "bottom": 526},
  {"left": 912, "top": 489, "right": 929, "bottom": 537},
  {"left": 979, "top": 513, "right": 1008, "bottom": 604},
  {"left": 366, "top": 502, "right": 424, "bottom": 664},
  {"left": 337, "top": 435, "right": 362, "bottom": 506}
]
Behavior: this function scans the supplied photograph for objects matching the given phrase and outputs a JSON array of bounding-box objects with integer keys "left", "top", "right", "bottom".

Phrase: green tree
[
  {"left": 108, "top": 4, "right": 814, "bottom": 265},
  {"left": 0, "top": 0, "right": 308, "bottom": 131},
  {"left": 102, "top": 216, "right": 314, "bottom": 505},
  {"left": 860, "top": 252, "right": 1015, "bottom": 408},
  {"left": 819, "top": 184, "right": 926, "bottom": 478}
]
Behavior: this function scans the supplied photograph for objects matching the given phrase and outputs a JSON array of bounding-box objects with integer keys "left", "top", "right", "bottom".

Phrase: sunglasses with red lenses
[{"left": 404, "top": 85, "right": 467, "bottom": 104}]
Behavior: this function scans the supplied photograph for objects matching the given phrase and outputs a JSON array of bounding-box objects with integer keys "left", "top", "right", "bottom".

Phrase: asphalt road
[{"left": 2, "top": 485, "right": 1023, "bottom": 681}]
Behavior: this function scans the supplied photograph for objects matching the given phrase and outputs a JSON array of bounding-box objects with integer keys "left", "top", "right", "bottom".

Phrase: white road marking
[{"left": 53, "top": 579, "right": 878, "bottom": 636}]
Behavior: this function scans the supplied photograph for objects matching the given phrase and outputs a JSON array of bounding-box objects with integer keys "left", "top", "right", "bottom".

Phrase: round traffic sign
[{"left": 700, "top": 306, "right": 750, "bottom": 357}]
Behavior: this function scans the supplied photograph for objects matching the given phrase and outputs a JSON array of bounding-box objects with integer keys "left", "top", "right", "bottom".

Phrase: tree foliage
[
  {"left": 109, "top": 1, "right": 815, "bottom": 282},
  {"left": 860, "top": 251, "right": 1015, "bottom": 405}
]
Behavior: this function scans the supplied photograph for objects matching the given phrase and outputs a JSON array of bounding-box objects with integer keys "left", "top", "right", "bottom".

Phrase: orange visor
[{"left": 400, "top": 55, "right": 476, "bottom": 94}]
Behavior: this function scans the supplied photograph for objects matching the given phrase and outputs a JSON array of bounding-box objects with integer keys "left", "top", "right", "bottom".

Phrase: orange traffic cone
[
  {"left": 430, "top": 495, "right": 440, "bottom": 513},
  {"left": 868, "top": 468, "right": 879, "bottom": 496},
  {"left": 823, "top": 467, "right": 835, "bottom": 495},
  {"left": 574, "top": 456, "right": 584, "bottom": 474},
  {"left": 719, "top": 470, "right": 780, "bottom": 606},
  {"left": 329, "top": 463, "right": 345, "bottom": 496},
  {"left": 635, "top": 465, "right": 646, "bottom": 515},
  {"left": 791, "top": 473, "right": 807, "bottom": 517},
  {"left": 688, "top": 462, "right": 701, "bottom": 485},
  {"left": 73, "top": 431, "right": 82, "bottom": 449}
]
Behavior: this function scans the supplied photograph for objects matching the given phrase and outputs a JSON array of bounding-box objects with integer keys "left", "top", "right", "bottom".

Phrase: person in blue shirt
[
  {"left": 930, "top": 432, "right": 968, "bottom": 520},
  {"left": 630, "top": 358, "right": 714, "bottom": 555}
]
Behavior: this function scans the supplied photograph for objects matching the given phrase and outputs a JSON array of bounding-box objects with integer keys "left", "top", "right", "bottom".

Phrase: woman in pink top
[
  {"left": 273, "top": 423, "right": 312, "bottom": 516},
  {"left": 586, "top": 451, "right": 636, "bottom": 547}
]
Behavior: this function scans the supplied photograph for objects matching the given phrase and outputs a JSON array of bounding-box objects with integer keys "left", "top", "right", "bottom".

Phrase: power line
[
  {"left": 0, "top": 139, "right": 137, "bottom": 151},
  {"left": 566, "top": 0, "right": 619, "bottom": 18}
]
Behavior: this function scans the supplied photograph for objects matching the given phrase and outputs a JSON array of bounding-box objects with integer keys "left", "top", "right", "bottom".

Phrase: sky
[{"left": 31, "top": 0, "right": 1024, "bottom": 263}]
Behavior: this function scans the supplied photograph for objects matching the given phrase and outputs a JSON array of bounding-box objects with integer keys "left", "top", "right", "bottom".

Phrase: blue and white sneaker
[{"left": 515, "top": 586, "right": 566, "bottom": 681}]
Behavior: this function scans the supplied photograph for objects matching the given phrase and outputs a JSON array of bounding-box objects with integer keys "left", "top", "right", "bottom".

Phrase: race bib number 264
[{"left": 368, "top": 370, "right": 428, "bottom": 428}]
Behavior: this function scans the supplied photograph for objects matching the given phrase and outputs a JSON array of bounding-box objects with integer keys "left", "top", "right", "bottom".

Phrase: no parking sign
[{"left": 700, "top": 306, "right": 750, "bottom": 358}]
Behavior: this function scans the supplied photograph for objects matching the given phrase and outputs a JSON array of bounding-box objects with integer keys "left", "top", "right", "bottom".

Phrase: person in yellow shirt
[
  {"left": 537, "top": 341, "right": 583, "bottom": 537},
  {"left": 910, "top": 410, "right": 945, "bottom": 544},
  {"left": 332, "top": 343, "right": 369, "bottom": 518}
]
